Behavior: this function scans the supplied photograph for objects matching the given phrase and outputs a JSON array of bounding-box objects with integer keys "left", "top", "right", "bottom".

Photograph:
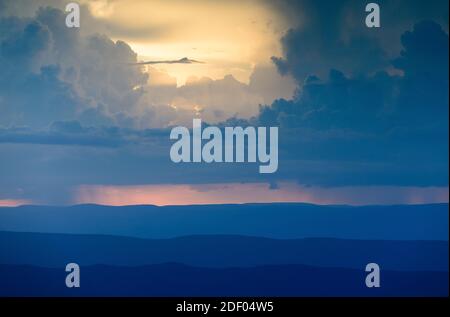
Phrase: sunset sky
[{"left": 0, "top": 0, "right": 448, "bottom": 206}]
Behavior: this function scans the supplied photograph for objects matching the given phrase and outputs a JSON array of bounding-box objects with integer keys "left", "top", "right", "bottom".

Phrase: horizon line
[{"left": 1, "top": 201, "right": 448, "bottom": 209}]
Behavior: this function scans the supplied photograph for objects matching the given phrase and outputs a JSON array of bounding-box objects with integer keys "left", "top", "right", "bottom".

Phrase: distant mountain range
[
  {"left": 0, "top": 203, "right": 448, "bottom": 240},
  {"left": 0, "top": 263, "right": 447, "bottom": 297},
  {"left": 0, "top": 203, "right": 448, "bottom": 296},
  {"left": 0, "top": 232, "right": 447, "bottom": 271}
]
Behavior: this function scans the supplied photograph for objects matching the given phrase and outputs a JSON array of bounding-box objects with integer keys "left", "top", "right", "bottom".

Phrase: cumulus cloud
[
  {"left": 0, "top": 6, "right": 149, "bottom": 129},
  {"left": 269, "top": 0, "right": 449, "bottom": 83},
  {"left": 256, "top": 20, "right": 449, "bottom": 187},
  {"left": 143, "top": 64, "right": 296, "bottom": 126},
  {"left": 0, "top": 4, "right": 295, "bottom": 130}
]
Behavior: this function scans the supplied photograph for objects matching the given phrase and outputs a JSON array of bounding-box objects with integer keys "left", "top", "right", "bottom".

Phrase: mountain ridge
[
  {"left": 0, "top": 203, "right": 447, "bottom": 240},
  {"left": 0, "top": 263, "right": 447, "bottom": 297},
  {"left": 1, "top": 231, "right": 447, "bottom": 271}
]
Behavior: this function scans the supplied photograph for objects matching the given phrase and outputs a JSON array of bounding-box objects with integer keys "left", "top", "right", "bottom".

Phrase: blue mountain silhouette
[
  {"left": 1, "top": 203, "right": 448, "bottom": 296},
  {"left": 0, "top": 232, "right": 447, "bottom": 271},
  {"left": 0, "top": 263, "right": 447, "bottom": 297},
  {"left": 0, "top": 203, "right": 447, "bottom": 240}
]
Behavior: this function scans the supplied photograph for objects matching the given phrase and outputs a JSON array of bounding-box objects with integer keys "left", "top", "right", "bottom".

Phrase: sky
[{"left": 0, "top": 0, "right": 448, "bottom": 206}]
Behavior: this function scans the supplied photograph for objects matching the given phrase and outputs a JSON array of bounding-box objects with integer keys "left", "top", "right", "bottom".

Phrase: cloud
[
  {"left": 0, "top": 120, "right": 172, "bottom": 147},
  {"left": 0, "top": 4, "right": 295, "bottom": 130},
  {"left": 0, "top": 122, "right": 121, "bottom": 147},
  {"left": 0, "top": 6, "right": 149, "bottom": 129},
  {"left": 0, "top": 1, "right": 448, "bottom": 205},
  {"left": 269, "top": 0, "right": 449, "bottom": 82},
  {"left": 394, "top": 21, "right": 449, "bottom": 77},
  {"left": 129, "top": 57, "right": 204, "bottom": 65},
  {"left": 255, "top": 20, "right": 449, "bottom": 187},
  {"left": 143, "top": 65, "right": 295, "bottom": 126}
]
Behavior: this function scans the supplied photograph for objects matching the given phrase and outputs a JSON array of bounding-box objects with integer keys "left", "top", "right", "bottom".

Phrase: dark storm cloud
[
  {"left": 269, "top": 0, "right": 449, "bottom": 82},
  {"left": 255, "top": 20, "right": 449, "bottom": 187}
]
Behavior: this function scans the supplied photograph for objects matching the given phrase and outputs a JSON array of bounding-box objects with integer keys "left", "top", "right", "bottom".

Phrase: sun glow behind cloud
[{"left": 83, "top": 0, "right": 289, "bottom": 85}]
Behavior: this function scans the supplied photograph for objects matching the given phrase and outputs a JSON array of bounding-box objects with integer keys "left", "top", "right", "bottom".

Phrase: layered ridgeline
[
  {"left": 0, "top": 263, "right": 447, "bottom": 297},
  {"left": 0, "top": 232, "right": 447, "bottom": 271},
  {"left": 0, "top": 203, "right": 448, "bottom": 296},
  {"left": 0, "top": 203, "right": 448, "bottom": 240}
]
